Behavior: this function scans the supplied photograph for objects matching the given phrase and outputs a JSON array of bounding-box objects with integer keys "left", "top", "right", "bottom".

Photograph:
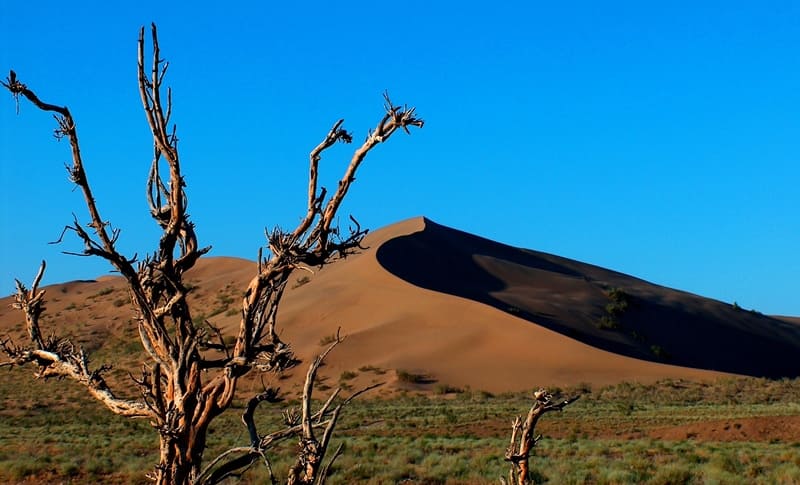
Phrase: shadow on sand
[{"left": 377, "top": 218, "right": 800, "bottom": 378}]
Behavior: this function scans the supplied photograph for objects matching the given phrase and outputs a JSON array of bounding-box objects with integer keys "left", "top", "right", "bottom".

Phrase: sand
[{"left": 2, "top": 216, "right": 799, "bottom": 394}]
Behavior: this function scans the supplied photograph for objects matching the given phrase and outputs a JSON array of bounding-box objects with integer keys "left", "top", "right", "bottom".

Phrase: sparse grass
[
  {"left": 358, "top": 365, "right": 386, "bottom": 375},
  {"left": 435, "top": 384, "right": 465, "bottom": 395},
  {"left": 90, "top": 287, "right": 115, "bottom": 299},
  {"left": 292, "top": 275, "right": 311, "bottom": 289},
  {"left": 208, "top": 293, "right": 236, "bottom": 317},
  {"left": 340, "top": 370, "right": 358, "bottom": 381},
  {"left": 112, "top": 298, "right": 127, "bottom": 308},
  {"left": 396, "top": 369, "right": 435, "bottom": 384},
  {"left": 318, "top": 333, "right": 339, "bottom": 346},
  {"left": 2, "top": 368, "right": 800, "bottom": 483}
]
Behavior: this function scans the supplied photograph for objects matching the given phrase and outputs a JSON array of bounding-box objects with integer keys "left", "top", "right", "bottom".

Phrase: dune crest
[
  {"left": 3, "top": 217, "right": 798, "bottom": 393},
  {"left": 372, "top": 218, "right": 800, "bottom": 379}
]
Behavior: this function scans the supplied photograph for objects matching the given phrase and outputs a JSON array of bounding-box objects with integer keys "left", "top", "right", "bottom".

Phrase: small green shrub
[
  {"left": 650, "top": 465, "right": 692, "bottom": 485},
  {"left": 91, "top": 287, "right": 115, "bottom": 298},
  {"left": 358, "top": 365, "right": 386, "bottom": 375},
  {"left": 434, "top": 384, "right": 464, "bottom": 395},
  {"left": 597, "top": 287, "right": 630, "bottom": 330},
  {"left": 396, "top": 369, "right": 434, "bottom": 384},
  {"left": 340, "top": 370, "right": 358, "bottom": 381},
  {"left": 598, "top": 315, "right": 619, "bottom": 330},
  {"left": 605, "top": 287, "right": 629, "bottom": 314}
]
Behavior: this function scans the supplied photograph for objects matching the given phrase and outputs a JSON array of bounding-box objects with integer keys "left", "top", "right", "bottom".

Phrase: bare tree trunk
[
  {"left": 195, "top": 335, "right": 380, "bottom": 485},
  {"left": 503, "top": 390, "right": 579, "bottom": 485},
  {"left": 154, "top": 415, "right": 211, "bottom": 484},
  {"left": 1, "top": 23, "right": 422, "bottom": 485}
]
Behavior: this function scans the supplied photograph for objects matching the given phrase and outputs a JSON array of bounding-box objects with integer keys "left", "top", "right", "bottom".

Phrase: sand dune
[
  {"left": 373, "top": 218, "right": 800, "bottom": 379},
  {"left": 2, "top": 217, "right": 798, "bottom": 393}
]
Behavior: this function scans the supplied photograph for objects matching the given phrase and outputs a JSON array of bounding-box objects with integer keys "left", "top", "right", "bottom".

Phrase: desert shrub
[
  {"left": 650, "top": 464, "right": 693, "bottom": 485},
  {"left": 434, "top": 384, "right": 464, "bottom": 395},
  {"left": 292, "top": 275, "right": 311, "bottom": 289},
  {"left": 319, "top": 333, "right": 338, "bottom": 346},
  {"left": 358, "top": 365, "right": 386, "bottom": 375},
  {"left": 597, "top": 287, "right": 631, "bottom": 330},
  {"left": 607, "top": 286, "right": 627, "bottom": 301},
  {"left": 605, "top": 287, "right": 629, "bottom": 313},
  {"left": 598, "top": 315, "right": 620, "bottom": 330},
  {"left": 340, "top": 370, "right": 358, "bottom": 381},
  {"left": 90, "top": 287, "right": 115, "bottom": 298},
  {"left": 396, "top": 369, "right": 434, "bottom": 384},
  {"left": 650, "top": 345, "right": 670, "bottom": 360}
]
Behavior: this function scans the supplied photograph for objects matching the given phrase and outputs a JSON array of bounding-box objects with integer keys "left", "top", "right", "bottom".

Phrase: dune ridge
[{"left": 2, "top": 216, "right": 798, "bottom": 393}]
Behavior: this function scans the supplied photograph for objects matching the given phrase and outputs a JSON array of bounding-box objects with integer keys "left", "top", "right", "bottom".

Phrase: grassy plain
[{"left": 1, "top": 374, "right": 800, "bottom": 484}]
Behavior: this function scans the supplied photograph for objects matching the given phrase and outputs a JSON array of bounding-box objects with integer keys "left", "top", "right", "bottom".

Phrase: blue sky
[{"left": 1, "top": 1, "right": 798, "bottom": 315}]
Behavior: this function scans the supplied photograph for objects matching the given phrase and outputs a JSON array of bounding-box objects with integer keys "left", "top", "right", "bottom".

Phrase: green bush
[
  {"left": 396, "top": 369, "right": 433, "bottom": 384},
  {"left": 598, "top": 315, "right": 620, "bottom": 330},
  {"left": 340, "top": 370, "right": 358, "bottom": 381}
]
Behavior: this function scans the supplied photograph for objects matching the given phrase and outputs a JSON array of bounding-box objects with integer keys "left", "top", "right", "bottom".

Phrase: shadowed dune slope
[
  {"left": 2, "top": 217, "right": 798, "bottom": 393},
  {"left": 375, "top": 218, "right": 800, "bottom": 379}
]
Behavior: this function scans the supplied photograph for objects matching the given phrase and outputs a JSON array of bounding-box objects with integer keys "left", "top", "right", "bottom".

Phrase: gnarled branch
[
  {"left": 4, "top": 23, "right": 421, "bottom": 485},
  {"left": 2, "top": 262, "right": 152, "bottom": 418},
  {"left": 502, "top": 389, "right": 580, "bottom": 485},
  {"left": 197, "top": 337, "right": 382, "bottom": 485}
]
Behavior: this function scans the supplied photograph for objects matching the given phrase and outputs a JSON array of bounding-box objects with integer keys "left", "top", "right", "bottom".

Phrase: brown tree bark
[
  {"left": 1, "top": 23, "right": 421, "bottom": 485},
  {"left": 502, "top": 390, "right": 579, "bottom": 485}
]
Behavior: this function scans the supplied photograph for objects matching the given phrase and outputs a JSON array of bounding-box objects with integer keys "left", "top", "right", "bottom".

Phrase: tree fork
[
  {"left": 502, "top": 390, "right": 580, "bottom": 485},
  {"left": 2, "top": 23, "right": 421, "bottom": 485}
]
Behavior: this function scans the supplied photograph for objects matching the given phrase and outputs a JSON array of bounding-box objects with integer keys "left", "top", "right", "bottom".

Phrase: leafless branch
[
  {"left": 503, "top": 389, "right": 580, "bottom": 485},
  {"left": 3, "top": 22, "right": 420, "bottom": 485}
]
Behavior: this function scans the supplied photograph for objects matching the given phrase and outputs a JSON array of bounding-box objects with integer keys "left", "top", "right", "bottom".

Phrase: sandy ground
[{"left": 2, "top": 216, "right": 799, "bottom": 396}]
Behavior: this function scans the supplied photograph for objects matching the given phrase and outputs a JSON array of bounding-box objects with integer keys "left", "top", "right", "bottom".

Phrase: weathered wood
[
  {"left": 503, "top": 389, "right": 579, "bottom": 485},
  {"left": 2, "top": 22, "right": 421, "bottom": 485},
  {"left": 195, "top": 337, "right": 382, "bottom": 485}
]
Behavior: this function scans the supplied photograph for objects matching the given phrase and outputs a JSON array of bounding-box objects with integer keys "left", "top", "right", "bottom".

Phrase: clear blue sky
[{"left": 1, "top": 1, "right": 798, "bottom": 315}]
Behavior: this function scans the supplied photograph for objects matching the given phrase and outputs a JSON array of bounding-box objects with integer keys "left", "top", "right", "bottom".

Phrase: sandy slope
[
  {"left": 372, "top": 218, "right": 800, "bottom": 380},
  {"left": 276, "top": 217, "right": 730, "bottom": 392},
  {"left": 2, "top": 217, "right": 798, "bottom": 394}
]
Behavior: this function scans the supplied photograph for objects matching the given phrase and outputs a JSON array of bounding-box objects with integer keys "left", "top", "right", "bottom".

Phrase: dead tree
[
  {"left": 195, "top": 333, "right": 381, "bottom": 485},
  {"left": 1, "top": 23, "right": 422, "bottom": 485},
  {"left": 502, "top": 389, "right": 579, "bottom": 485}
]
